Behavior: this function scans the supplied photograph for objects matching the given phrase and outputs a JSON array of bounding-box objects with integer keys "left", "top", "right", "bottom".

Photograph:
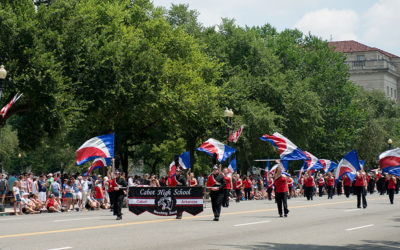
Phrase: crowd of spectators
[{"left": 0, "top": 169, "right": 398, "bottom": 216}]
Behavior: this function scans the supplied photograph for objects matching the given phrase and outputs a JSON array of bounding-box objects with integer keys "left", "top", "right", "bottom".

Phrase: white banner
[
  {"left": 175, "top": 199, "right": 203, "bottom": 205},
  {"left": 129, "top": 198, "right": 155, "bottom": 205}
]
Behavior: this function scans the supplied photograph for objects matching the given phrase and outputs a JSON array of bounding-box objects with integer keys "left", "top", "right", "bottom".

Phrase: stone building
[{"left": 329, "top": 40, "right": 400, "bottom": 103}]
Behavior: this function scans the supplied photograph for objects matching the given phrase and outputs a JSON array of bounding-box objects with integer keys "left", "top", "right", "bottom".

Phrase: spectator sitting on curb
[{"left": 46, "top": 194, "right": 61, "bottom": 213}]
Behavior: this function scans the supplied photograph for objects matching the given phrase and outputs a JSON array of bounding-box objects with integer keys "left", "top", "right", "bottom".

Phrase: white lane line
[
  {"left": 0, "top": 218, "right": 22, "bottom": 221},
  {"left": 234, "top": 220, "right": 271, "bottom": 227},
  {"left": 47, "top": 247, "right": 72, "bottom": 250},
  {"left": 345, "top": 209, "right": 360, "bottom": 212},
  {"left": 346, "top": 224, "right": 374, "bottom": 231},
  {"left": 53, "top": 217, "right": 100, "bottom": 222}
]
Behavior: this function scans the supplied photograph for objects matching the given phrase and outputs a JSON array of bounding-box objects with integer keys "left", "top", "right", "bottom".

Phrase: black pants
[
  {"left": 113, "top": 193, "right": 124, "bottom": 216},
  {"left": 275, "top": 192, "right": 289, "bottom": 216},
  {"left": 388, "top": 189, "right": 395, "bottom": 204},
  {"left": 344, "top": 186, "right": 351, "bottom": 198},
  {"left": 368, "top": 183, "right": 375, "bottom": 194},
  {"left": 223, "top": 189, "right": 230, "bottom": 207},
  {"left": 109, "top": 192, "right": 114, "bottom": 209},
  {"left": 244, "top": 188, "right": 251, "bottom": 200},
  {"left": 337, "top": 185, "right": 342, "bottom": 195},
  {"left": 235, "top": 189, "right": 241, "bottom": 202},
  {"left": 267, "top": 188, "right": 273, "bottom": 200},
  {"left": 288, "top": 187, "right": 292, "bottom": 199},
  {"left": 210, "top": 191, "right": 225, "bottom": 218},
  {"left": 327, "top": 186, "right": 334, "bottom": 199},
  {"left": 354, "top": 186, "right": 367, "bottom": 208},
  {"left": 305, "top": 187, "right": 313, "bottom": 200},
  {"left": 318, "top": 186, "right": 324, "bottom": 197}
]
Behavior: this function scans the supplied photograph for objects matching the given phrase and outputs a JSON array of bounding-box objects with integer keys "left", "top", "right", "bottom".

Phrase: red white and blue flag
[
  {"left": 304, "top": 151, "right": 324, "bottom": 171},
  {"left": 334, "top": 150, "right": 361, "bottom": 184},
  {"left": 227, "top": 157, "right": 237, "bottom": 177},
  {"left": 260, "top": 132, "right": 308, "bottom": 161},
  {"left": 320, "top": 159, "right": 338, "bottom": 173},
  {"left": 83, "top": 158, "right": 111, "bottom": 176},
  {"left": 379, "top": 148, "right": 400, "bottom": 176},
  {"left": 229, "top": 126, "right": 244, "bottom": 143},
  {"left": 168, "top": 151, "right": 191, "bottom": 186},
  {"left": 264, "top": 161, "right": 270, "bottom": 179},
  {"left": 269, "top": 162, "right": 290, "bottom": 176},
  {"left": 197, "top": 138, "right": 236, "bottom": 163},
  {"left": 0, "top": 93, "right": 23, "bottom": 118},
  {"left": 76, "top": 133, "right": 115, "bottom": 165}
]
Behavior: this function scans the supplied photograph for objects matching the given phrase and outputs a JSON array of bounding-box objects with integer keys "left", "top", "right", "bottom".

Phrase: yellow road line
[{"left": 0, "top": 197, "right": 385, "bottom": 239}]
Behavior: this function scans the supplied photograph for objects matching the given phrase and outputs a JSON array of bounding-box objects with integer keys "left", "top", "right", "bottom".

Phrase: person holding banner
[
  {"left": 207, "top": 166, "right": 226, "bottom": 221},
  {"left": 273, "top": 165, "right": 289, "bottom": 217},
  {"left": 354, "top": 170, "right": 367, "bottom": 209}
]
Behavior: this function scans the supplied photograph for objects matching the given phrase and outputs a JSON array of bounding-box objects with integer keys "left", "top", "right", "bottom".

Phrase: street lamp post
[
  {"left": 224, "top": 108, "right": 234, "bottom": 142},
  {"left": 388, "top": 138, "right": 393, "bottom": 150},
  {"left": 0, "top": 65, "right": 6, "bottom": 174},
  {"left": 0, "top": 65, "right": 7, "bottom": 102}
]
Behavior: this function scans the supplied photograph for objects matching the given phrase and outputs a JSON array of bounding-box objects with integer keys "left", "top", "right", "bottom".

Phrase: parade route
[{"left": 1, "top": 193, "right": 399, "bottom": 250}]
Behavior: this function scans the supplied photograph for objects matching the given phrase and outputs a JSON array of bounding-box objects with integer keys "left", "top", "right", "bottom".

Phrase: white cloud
[
  {"left": 153, "top": 0, "right": 320, "bottom": 28},
  {"left": 362, "top": 0, "right": 400, "bottom": 54},
  {"left": 294, "top": 8, "right": 359, "bottom": 41}
]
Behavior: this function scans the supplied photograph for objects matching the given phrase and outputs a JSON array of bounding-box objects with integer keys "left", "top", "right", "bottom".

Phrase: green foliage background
[{"left": 0, "top": 0, "right": 398, "bottom": 175}]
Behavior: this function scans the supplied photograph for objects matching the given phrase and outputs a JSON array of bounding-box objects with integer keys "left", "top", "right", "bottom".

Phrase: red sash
[
  {"left": 168, "top": 176, "right": 177, "bottom": 187},
  {"left": 207, "top": 174, "right": 217, "bottom": 188}
]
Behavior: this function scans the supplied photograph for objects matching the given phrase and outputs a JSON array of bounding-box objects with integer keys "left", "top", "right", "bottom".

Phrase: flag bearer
[
  {"left": 274, "top": 166, "right": 289, "bottom": 217},
  {"left": 354, "top": 170, "right": 367, "bottom": 209}
]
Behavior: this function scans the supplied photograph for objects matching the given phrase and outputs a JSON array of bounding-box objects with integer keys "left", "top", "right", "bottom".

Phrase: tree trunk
[
  {"left": 187, "top": 140, "right": 196, "bottom": 171},
  {"left": 119, "top": 147, "right": 129, "bottom": 176}
]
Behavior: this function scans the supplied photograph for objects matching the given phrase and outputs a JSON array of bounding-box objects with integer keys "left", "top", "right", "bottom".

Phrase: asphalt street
[{"left": 1, "top": 193, "right": 399, "bottom": 250}]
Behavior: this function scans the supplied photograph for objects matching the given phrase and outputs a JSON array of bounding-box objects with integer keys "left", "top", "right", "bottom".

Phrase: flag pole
[{"left": 254, "top": 159, "right": 281, "bottom": 162}]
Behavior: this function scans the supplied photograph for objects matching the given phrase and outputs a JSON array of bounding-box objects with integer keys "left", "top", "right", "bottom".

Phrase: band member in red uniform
[
  {"left": 207, "top": 166, "right": 226, "bottom": 221},
  {"left": 243, "top": 176, "right": 252, "bottom": 200},
  {"left": 189, "top": 173, "right": 197, "bottom": 187},
  {"left": 234, "top": 174, "right": 242, "bottom": 203},
  {"left": 107, "top": 168, "right": 116, "bottom": 212},
  {"left": 274, "top": 166, "right": 289, "bottom": 217},
  {"left": 304, "top": 172, "right": 315, "bottom": 201},
  {"left": 326, "top": 172, "right": 335, "bottom": 199},
  {"left": 109, "top": 170, "right": 127, "bottom": 220},
  {"left": 318, "top": 174, "right": 325, "bottom": 197},
  {"left": 267, "top": 174, "right": 273, "bottom": 200},
  {"left": 354, "top": 170, "right": 367, "bottom": 208},
  {"left": 222, "top": 168, "right": 233, "bottom": 207},
  {"left": 387, "top": 174, "right": 397, "bottom": 204},
  {"left": 343, "top": 174, "right": 352, "bottom": 198},
  {"left": 287, "top": 175, "right": 293, "bottom": 199},
  {"left": 174, "top": 167, "right": 187, "bottom": 219}
]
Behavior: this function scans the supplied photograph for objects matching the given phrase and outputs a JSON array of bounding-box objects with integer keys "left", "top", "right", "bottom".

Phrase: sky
[{"left": 152, "top": 0, "right": 400, "bottom": 57}]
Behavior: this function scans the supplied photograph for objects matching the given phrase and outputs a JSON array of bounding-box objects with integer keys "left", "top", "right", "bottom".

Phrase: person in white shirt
[
  {"left": 21, "top": 193, "right": 39, "bottom": 214},
  {"left": 81, "top": 176, "right": 89, "bottom": 210},
  {"left": 128, "top": 176, "right": 135, "bottom": 187},
  {"left": 31, "top": 177, "right": 39, "bottom": 195},
  {"left": 12, "top": 181, "right": 23, "bottom": 215}
]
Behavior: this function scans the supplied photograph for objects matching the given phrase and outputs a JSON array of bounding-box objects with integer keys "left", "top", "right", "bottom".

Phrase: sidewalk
[{"left": 0, "top": 206, "right": 15, "bottom": 216}]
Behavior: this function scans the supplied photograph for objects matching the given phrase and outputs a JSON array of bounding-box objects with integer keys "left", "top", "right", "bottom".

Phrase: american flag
[
  {"left": 228, "top": 125, "right": 243, "bottom": 143},
  {"left": 0, "top": 93, "right": 23, "bottom": 118}
]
